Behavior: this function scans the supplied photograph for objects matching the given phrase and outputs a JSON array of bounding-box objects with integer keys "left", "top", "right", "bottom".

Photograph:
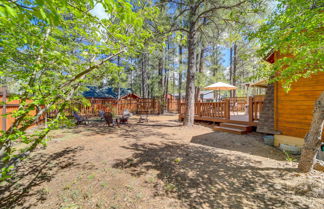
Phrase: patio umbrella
[
  {"left": 203, "top": 82, "right": 237, "bottom": 101},
  {"left": 250, "top": 79, "right": 268, "bottom": 88},
  {"left": 204, "top": 82, "right": 237, "bottom": 90}
]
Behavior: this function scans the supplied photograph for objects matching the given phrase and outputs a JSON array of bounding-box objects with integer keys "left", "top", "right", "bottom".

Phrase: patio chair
[
  {"left": 137, "top": 103, "right": 149, "bottom": 123},
  {"left": 98, "top": 110, "right": 105, "bottom": 120},
  {"left": 120, "top": 109, "right": 132, "bottom": 124},
  {"left": 138, "top": 115, "right": 148, "bottom": 123},
  {"left": 103, "top": 112, "right": 119, "bottom": 127},
  {"left": 73, "top": 111, "right": 88, "bottom": 125}
]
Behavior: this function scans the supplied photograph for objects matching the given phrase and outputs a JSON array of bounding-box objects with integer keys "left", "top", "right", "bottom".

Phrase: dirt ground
[{"left": 1, "top": 114, "right": 324, "bottom": 209}]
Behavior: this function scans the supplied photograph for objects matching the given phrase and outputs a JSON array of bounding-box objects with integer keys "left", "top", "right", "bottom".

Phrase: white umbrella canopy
[
  {"left": 250, "top": 79, "right": 268, "bottom": 88},
  {"left": 204, "top": 82, "right": 237, "bottom": 90}
]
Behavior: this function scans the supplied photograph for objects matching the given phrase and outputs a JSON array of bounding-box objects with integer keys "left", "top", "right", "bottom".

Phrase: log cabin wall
[{"left": 274, "top": 71, "right": 324, "bottom": 146}]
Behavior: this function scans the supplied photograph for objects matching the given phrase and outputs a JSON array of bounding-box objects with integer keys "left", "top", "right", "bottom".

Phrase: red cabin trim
[{"left": 120, "top": 93, "right": 140, "bottom": 100}]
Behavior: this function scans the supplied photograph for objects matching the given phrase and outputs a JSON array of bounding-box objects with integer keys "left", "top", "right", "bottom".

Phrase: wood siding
[{"left": 274, "top": 72, "right": 324, "bottom": 139}]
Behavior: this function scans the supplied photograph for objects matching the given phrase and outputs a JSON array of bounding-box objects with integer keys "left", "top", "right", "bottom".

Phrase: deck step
[
  {"left": 214, "top": 126, "right": 248, "bottom": 134},
  {"left": 220, "top": 123, "right": 253, "bottom": 132}
]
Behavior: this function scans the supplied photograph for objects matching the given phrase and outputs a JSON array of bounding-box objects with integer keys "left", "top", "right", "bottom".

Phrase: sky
[
  {"left": 220, "top": 47, "right": 230, "bottom": 67},
  {"left": 89, "top": 2, "right": 232, "bottom": 69},
  {"left": 90, "top": 3, "right": 109, "bottom": 19}
]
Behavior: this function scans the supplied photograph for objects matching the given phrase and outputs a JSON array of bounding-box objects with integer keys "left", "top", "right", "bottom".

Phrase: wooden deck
[
  {"left": 179, "top": 114, "right": 257, "bottom": 126},
  {"left": 179, "top": 96, "right": 264, "bottom": 127}
]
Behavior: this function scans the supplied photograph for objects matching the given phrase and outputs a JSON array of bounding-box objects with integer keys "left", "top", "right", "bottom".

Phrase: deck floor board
[{"left": 179, "top": 112, "right": 257, "bottom": 126}]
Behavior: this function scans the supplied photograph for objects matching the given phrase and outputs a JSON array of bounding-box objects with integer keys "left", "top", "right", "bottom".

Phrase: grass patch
[
  {"left": 164, "top": 183, "right": 176, "bottom": 192},
  {"left": 87, "top": 174, "right": 95, "bottom": 180}
]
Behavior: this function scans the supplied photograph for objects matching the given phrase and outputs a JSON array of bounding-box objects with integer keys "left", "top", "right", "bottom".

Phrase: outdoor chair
[
  {"left": 137, "top": 103, "right": 149, "bottom": 123},
  {"left": 138, "top": 114, "right": 149, "bottom": 123},
  {"left": 103, "top": 112, "right": 119, "bottom": 127},
  {"left": 98, "top": 110, "right": 105, "bottom": 120},
  {"left": 120, "top": 109, "right": 133, "bottom": 124},
  {"left": 73, "top": 111, "right": 88, "bottom": 125}
]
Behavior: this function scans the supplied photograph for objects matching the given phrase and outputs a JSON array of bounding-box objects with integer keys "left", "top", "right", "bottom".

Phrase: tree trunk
[
  {"left": 229, "top": 46, "right": 233, "bottom": 97},
  {"left": 184, "top": 25, "right": 196, "bottom": 126},
  {"left": 173, "top": 59, "right": 175, "bottom": 96},
  {"left": 232, "top": 43, "right": 237, "bottom": 97},
  {"left": 298, "top": 91, "right": 324, "bottom": 172},
  {"left": 178, "top": 43, "right": 183, "bottom": 109},
  {"left": 130, "top": 58, "right": 134, "bottom": 92},
  {"left": 144, "top": 54, "right": 149, "bottom": 98},
  {"left": 158, "top": 56, "right": 164, "bottom": 113},
  {"left": 141, "top": 54, "right": 148, "bottom": 98},
  {"left": 195, "top": 47, "right": 205, "bottom": 102},
  {"left": 163, "top": 39, "right": 170, "bottom": 112},
  {"left": 212, "top": 45, "right": 217, "bottom": 77},
  {"left": 130, "top": 69, "right": 133, "bottom": 92},
  {"left": 158, "top": 56, "right": 163, "bottom": 89},
  {"left": 117, "top": 56, "right": 121, "bottom": 99},
  {"left": 194, "top": 48, "right": 200, "bottom": 102}
]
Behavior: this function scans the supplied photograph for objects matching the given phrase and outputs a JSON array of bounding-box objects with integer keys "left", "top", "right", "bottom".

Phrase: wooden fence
[
  {"left": 76, "top": 98, "right": 163, "bottom": 116},
  {"left": 1, "top": 104, "right": 20, "bottom": 131},
  {"left": 166, "top": 98, "right": 184, "bottom": 113},
  {"left": 0, "top": 102, "right": 43, "bottom": 131},
  {"left": 0, "top": 92, "right": 27, "bottom": 131},
  {"left": 0, "top": 95, "right": 264, "bottom": 131},
  {"left": 76, "top": 99, "right": 137, "bottom": 116},
  {"left": 0, "top": 97, "right": 176, "bottom": 131}
]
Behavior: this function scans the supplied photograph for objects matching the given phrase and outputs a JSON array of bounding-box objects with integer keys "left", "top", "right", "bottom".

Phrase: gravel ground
[{"left": 1, "top": 115, "right": 323, "bottom": 209}]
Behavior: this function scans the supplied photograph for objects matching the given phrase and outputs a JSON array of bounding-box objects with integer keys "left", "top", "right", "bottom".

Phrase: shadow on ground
[
  {"left": 113, "top": 142, "right": 303, "bottom": 209},
  {"left": 0, "top": 146, "right": 84, "bottom": 209},
  {"left": 57, "top": 118, "right": 180, "bottom": 141},
  {"left": 191, "top": 132, "right": 286, "bottom": 161}
]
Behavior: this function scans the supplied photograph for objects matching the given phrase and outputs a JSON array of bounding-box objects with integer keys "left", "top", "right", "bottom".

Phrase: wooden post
[
  {"left": 255, "top": 101, "right": 258, "bottom": 120},
  {"left": 225, "top": 99, "right": 230, "bottom": 119},
  {"left": 197, "top": 102, "right": 201, "bottom": 117},
  {"left": 2, "top": 86, "right": 7, "bottom": 131},
  {"left": 168, "top": 98, "right": 171, "bottom": 112},
  {"left": 177, "top": 98, "right": 180, "bottom": 113},
  {"left": 248, "top": 96, "right": 253, "bottom": 122},
  {"left": 157, "top": 99, "right": 160, "bottom": 114},
  {"left": 183, "top": 103, "right": 185, "bottom": 115}
]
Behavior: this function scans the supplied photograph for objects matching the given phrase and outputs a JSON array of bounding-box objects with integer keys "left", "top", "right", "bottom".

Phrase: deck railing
[
  {"left": 249, "top": 96, "right": 264, "bottom": 122},
  {"left": 180, "top": 96, "right": 265, "bottom": 124},
  {"left": 198, "top": 101, "right": 230, "bottom": 119},
  {"left": 180, "top": 100, "right": 230, "bottom": 119},
  {"left": 228, "top": 97, "right": 247, "bottom": 112}
]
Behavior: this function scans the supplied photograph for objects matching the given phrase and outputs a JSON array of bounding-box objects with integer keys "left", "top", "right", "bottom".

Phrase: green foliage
[
  {"left": 283, "top": 150, "right": 297, "bottom": 163},
  {"left": 174, "top": 157, "right": 182, "bottom": 164},
  {"left": 250, "top": 0, "right": 324, "bottom": 90},
  {"left": 0, "top": 0, "right": 157, "bottom": 181},
  {"left": 195, "top": 72, "right": 208, "bottom": 88}
]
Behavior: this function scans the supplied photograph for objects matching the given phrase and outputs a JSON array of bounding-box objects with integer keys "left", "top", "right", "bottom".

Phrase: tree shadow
[
  {"left": 56, "top": 118, "right": 179, "bottom": 141},
  {"left": 113, "top": 143, "right": 306, "bottom": 209},
  {"left": 191, "top": 132, "right": 286, "bottom": 161},
  {"left": 0, "top": 146, "right": 84, "bottom": 209}
]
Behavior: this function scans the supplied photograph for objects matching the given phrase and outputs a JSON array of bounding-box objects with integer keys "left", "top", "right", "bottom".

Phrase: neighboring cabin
[
  {"left": 82, "top": 86, "right": 140, "bottom": 100},
  {"left": 257, "top": 51, "right": 324, "bottom": 147}
]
